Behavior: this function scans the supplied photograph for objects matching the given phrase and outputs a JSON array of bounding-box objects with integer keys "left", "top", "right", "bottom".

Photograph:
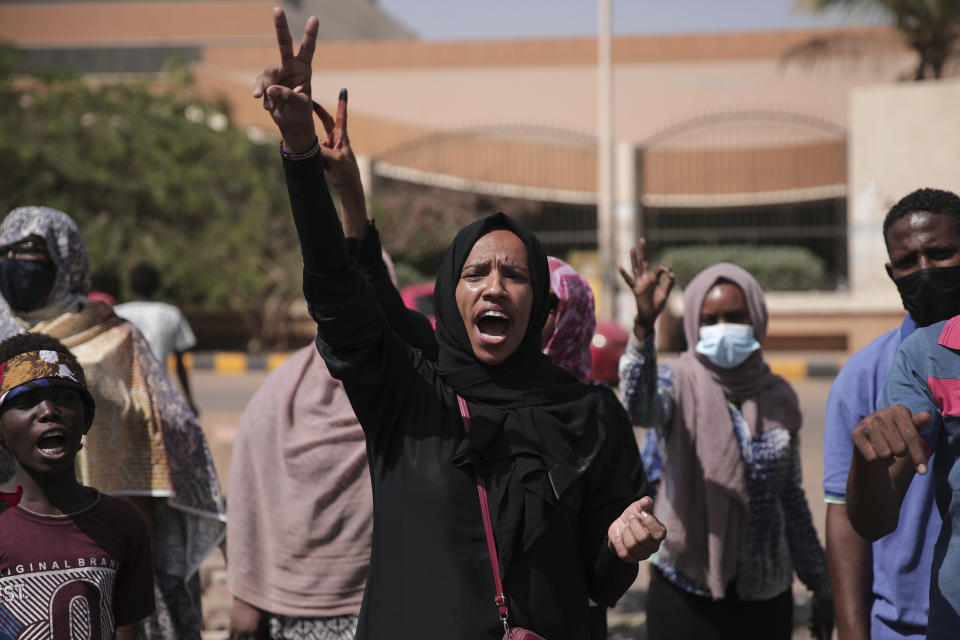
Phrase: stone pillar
[{"left": 614, "top": 141, "right": 639, "bottom": 327}]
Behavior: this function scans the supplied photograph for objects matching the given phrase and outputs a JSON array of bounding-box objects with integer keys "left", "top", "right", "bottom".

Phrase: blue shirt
[
  {"left": 881, "top": 316, "right": 960, "bottom": 639},
  {"left": 823, "top": 315, "right": 940, "bottom": 640}
]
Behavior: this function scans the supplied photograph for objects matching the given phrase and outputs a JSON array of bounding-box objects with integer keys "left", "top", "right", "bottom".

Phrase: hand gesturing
[
  {"left": 607, "top": 496, "right": 666, "bottom": 563},
  {"left": 312, "top": 90, "right": 360, "bottom": 191},
  {"left": 618, "top": 238, "right": 675, "bottom": 340},
  {"left": 852, "top": 405, "right": 931, "bottom": 475},
  {"left": 253, "top": 7, "right": 318, "bottom": 152}
]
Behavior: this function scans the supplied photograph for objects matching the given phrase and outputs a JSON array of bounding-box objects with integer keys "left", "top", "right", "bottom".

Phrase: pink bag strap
[{"left": 457, "top": 394, "right": 512, "bottom": 634}]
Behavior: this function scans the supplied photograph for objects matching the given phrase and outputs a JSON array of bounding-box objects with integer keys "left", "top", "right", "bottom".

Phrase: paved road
[{"left": 192, "top": 372, "right": 836, "bottom": 639}]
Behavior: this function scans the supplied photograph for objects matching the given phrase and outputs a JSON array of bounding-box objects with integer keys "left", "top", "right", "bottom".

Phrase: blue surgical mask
[{"left": 695, "top": 323, "right": 760, "bottom": 369}]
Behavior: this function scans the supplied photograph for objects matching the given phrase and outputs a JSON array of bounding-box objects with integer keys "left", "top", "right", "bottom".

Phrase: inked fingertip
[{"left": 339, "top": 88, "right": 348, "bottom": 101}]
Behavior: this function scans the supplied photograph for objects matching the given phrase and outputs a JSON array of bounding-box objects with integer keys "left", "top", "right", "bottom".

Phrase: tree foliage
[
  {"left": 793, "top": 0, "right": 960, "bottom": 79},
  {"left": 0, "top": 46, "right": 306, "bottom": 348}
]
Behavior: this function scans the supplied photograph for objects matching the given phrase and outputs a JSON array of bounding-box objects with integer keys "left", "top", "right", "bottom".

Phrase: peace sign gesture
[
  {"left": 618, "top": 238, "right": 676, "bottom": 340},
  {"left": 253, "top": 7, "right": 319, "bottom": 153}
]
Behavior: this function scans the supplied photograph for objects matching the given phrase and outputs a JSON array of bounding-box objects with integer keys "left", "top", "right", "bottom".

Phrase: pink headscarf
[
  {"left": 543, "top": 256, "right": 596, "bottom": 381},
  {"left": 655, "top": 262, "right": 801, "bottom": 599}
]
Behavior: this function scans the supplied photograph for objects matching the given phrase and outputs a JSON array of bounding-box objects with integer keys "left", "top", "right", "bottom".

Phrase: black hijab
[
  {"left": 434, "top": 212, "right": 578, "bottom": 401},
  {"left": 435, "top": 213, "right": 616, "bottom": 570}
]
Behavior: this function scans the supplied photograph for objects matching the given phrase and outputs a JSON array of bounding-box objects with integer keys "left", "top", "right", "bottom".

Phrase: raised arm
[
  {"left": 254, "top": 9, "right": 426, "bottom": 451},
  {"left": 617, "top": 240, "right": 677, "bottom": 427},
  {"left": 253, "top": 8, "right": 319, "bottom": 156},
  {"left": 311, "top": 93, "right": 368, "bottom": 240},
  {"left": 253, "top": 8, "right": 350, "bottom": 276},
  {"left": 618, "top": 239, "right": 675, "bottom": 342},
  {"left": 313, "top": 91, "right": 438, "bottom": 357}
]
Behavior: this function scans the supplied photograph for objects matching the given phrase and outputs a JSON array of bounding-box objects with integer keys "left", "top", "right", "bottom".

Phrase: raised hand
[
  {"left": 313, "top": 90, "right": 368, "bottom": 238},
  {"left": 253, "top": 7, "right": 318, "bottom": 152},
  {"left": 312, "top": 90, "right": 361, "bottom": 191},
  {"left": 618, "top": 239, "right": 675, "bottom": 340},
  {"left": 607, "top": 496, "right": 666, "bottom": 563}
]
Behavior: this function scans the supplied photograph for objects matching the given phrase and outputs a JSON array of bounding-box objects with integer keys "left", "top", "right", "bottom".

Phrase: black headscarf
[
  {"left": 435, "top": 213, "right": 615, "bottom": 570},
  {"left": 434, "top": 212, "right": 577, "bottom": 400}
]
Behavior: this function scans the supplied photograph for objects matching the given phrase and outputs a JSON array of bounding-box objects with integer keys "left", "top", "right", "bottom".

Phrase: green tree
[
  {"left": 0, "top": 45, "right": 304, "bottom": 348},
  {"left": 792, "top": 0, "right": 960, "bottom": 79}
]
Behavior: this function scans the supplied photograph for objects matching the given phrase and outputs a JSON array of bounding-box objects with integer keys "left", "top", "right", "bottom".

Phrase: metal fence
[
  {"left": 369, "top": 110, "right": 849, "bottom": 287},
  {"left": 638, "top": 110, "right": 848, "bottom": 288}
]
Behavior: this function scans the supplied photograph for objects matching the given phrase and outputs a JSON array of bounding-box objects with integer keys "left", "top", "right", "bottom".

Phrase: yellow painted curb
[
  {"left": 165, "top": 352, "right": 194, "bottom": 373},
  {"left": 214, "top": 352, "right": 248, "bottom": 374},
  {"left": 769, "top": 360, "right": 807, "bottom": 381}
]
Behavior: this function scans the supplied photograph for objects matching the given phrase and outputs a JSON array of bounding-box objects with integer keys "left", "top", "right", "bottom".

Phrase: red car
[
  {"left": 399, "top": 282, "right": 628, "bottom": 386},
  {"left": 399, "top": 281, "right": 437, "bottom": 328},
  {"left": 589, "top": 320, "right": 629, "bottom": 387}
]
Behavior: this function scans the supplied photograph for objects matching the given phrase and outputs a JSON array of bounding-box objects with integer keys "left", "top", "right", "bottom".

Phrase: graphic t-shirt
[{"left": 0, "top": 491, "right": 154, "bottom": 638}]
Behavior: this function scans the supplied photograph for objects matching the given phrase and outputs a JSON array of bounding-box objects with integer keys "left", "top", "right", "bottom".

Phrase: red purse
[{"left": 457, "top": 395, "right": 547, "bottom": 640}]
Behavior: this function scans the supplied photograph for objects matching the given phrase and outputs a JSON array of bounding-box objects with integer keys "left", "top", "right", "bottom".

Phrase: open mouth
[
  {"left": 36, "top": 431, "right": 68, "bottom": 457},
  {"left": 476, "top": 309, "right": 511, "bottom": 344}
]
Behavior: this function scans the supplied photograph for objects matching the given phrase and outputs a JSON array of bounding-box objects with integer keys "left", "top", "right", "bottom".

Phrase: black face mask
[
  {"left": 894, "top": 264, "right": 960, "bottom": 327},
  {"left": 0, "top": 258, "right": 57, "bottom": 311}
]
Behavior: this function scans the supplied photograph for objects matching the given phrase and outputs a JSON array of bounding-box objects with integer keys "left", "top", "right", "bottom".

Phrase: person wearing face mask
[
  {"left": 822, "top": 188, "right": 960, "bottom": 640},
  {"left": 0, "top": 206, "right": 226, "bottom": 640},
  {"left": 618, "top": 244, "right": 832, "bottom": 640},
  {"left": 0, "top": 238, "right": 57, "bottom": 312}
]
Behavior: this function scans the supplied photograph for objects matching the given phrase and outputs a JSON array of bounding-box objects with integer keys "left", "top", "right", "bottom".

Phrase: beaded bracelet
[{"left": 279, "top": 137, "right": 321, "bottom": 161}]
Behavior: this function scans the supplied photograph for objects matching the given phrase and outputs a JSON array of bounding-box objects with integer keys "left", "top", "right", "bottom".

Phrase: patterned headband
[{"left": 0, "top": 349, "right": 90, "bottom": 411}]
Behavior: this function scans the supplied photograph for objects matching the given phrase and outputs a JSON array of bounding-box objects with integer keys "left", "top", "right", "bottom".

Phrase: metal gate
[{"left": 638, "top": 110, "right": 848, "bottom": 288}]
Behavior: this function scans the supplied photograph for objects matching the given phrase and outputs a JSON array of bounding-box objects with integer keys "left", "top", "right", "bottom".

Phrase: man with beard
[{"left": 824, "top": 188, "right": 960, "bottom": 639}]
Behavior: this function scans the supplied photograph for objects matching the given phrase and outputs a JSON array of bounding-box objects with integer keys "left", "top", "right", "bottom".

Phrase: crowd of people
[{"left": 2, "top": 6, "right": 960, "bottom": 640}]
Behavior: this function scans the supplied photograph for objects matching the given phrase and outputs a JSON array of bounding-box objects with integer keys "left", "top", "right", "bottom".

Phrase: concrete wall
[{"left": 848, "top": 79, "right": 960, "bottom": 302}]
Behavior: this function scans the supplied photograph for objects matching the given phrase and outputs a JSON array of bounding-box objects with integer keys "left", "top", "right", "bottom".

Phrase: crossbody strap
[{"left": 456, "top": 394, "right": 511, "bottom": 633}]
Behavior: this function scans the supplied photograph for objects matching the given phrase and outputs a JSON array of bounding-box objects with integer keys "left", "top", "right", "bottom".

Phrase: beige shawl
[{"left": 227, "top": 344, "right": 372, "bottom": 617}]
